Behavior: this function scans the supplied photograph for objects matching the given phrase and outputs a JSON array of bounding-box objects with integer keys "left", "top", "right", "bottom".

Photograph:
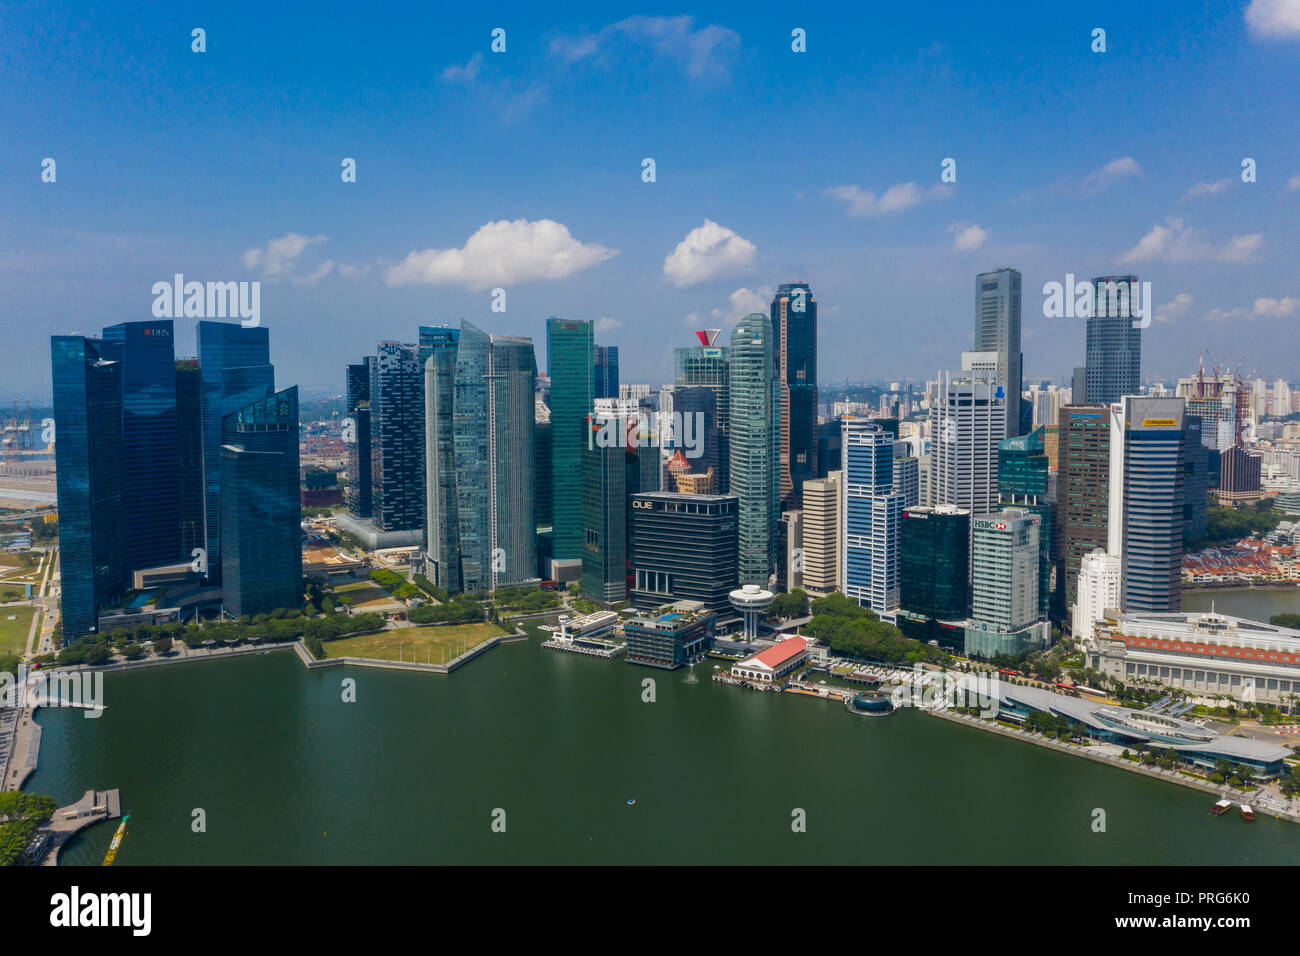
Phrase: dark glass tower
[
  {"left": 772, "top": 283, "right": 817, "bottom": 508},
  {"left": 220, "top": 386, "right": 302, "bottom": 617},
  {"left": 673, "top": 387, "right": 724, "bottom": 492},
  {"left": 629, "top": 491, "right": 739, "bottom": 613},
  {"left": 51, "top": 336, "right": 126, "bottom": 638},
  {"left": 1084, "top": 275, "right": 1142, "bottom": 405},
  {"left": 899, "top": 505, "right": 970, "bottom": 621},
  {"left": 674, "top": 343, "right": 729, "bottom": 493},
  {"left": 197, "top": 321, "right": 274, "bottom": 579},
  {"left": 369, "top": 342, "right": 424, "bottom": 532},
  {"left": 975, "top": 269, "right": 1023, "bottom": 438},
  {"left": 593, "top": 345, "right": 619, "bottom": 400},
  {"left": 581, "top": 440, "right": 626, "bottom": 604},
  {"left": 344, "top": 360, "right": 373, "bottom": 519},
  {"left": 546, "top": 318, "right": 593, "bottom": 563},
  {"left": 998, "top": 426, "right": 1054, "bottom": 619},
  {"left": 1057, "top": 404, "right": 1111, "bottom": 609},
  {"left": 101, "top": 321, "right": 182, "bottom": 573},
  {"left": 175, "top": 359, "right": 204, "bottom": 556}
]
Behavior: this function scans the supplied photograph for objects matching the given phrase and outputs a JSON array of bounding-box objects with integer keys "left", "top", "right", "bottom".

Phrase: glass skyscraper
[
  {"left": 51, "top": 335, "right": 126, "bottom": 638},
  {"left": 547, "top": 318, "right": 593, "bottom": 566},
  {"left": 220, "top": 386, "right": 302, "bottom": 617},
  {"left": 425, "top": 320, "right": 537, "bottom": 593},
  {"left": 593, "top": 345, "right": 619, "bottom": 400},
  {"left": 998, "top": 426, "right": 1054, "bottom": 619},
  {"left": 975, "top": 268, "right": 1023, "bottom": 438},
  {"left": 369, "top": 342, "right": 424, "bottom": 532},
  {"left": 771, "top": 282, "right": 817, "bottom": 508},
  {"left": 197, "top": 321, "right": 274, "bottom": 579},
  {"left": 728, "top": 312, "right": 779, "bottom": 585},
  {"left": 1084, "top": 275, "right": 1142, "bottom": 405},
  {"left": 344, "top": 359, "right": 373, "bottom": 519},
  {"left": 102, "top": 321, "right": 182, "bottom": 573},
  {"left": 841, "top": 419, "right": 902, "bottom": 614},
  {"left": 674, "top": 343, "right": 729, "bottom": 493}
]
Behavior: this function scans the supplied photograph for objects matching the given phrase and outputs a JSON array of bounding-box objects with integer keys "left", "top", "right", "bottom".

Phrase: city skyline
[{"left": 5, "top": 4, "right": 1300, "bottom": 400}]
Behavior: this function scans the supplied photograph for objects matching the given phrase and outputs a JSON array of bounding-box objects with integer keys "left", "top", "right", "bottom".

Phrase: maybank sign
[{"left": 1141, "top": 418, "right": 1177, "bottom": 427}]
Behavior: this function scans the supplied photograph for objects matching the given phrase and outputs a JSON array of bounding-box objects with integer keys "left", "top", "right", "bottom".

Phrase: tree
[{"left": 0, "top": 792, "right": 58, "bottom": 866}]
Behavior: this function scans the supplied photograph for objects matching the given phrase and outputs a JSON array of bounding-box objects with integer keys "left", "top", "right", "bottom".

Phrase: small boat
[
  {"left": 1239, "top": 803, "right": 1255, "bottom": 822},
  {"left": 626, "top": 799, "right": 637, "bottom": 806},
  {"left": 1211, "top": 799, "right": 1232, "bottom": 816}
]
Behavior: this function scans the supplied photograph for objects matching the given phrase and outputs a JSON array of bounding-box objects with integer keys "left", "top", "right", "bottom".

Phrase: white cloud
[
  {"left": 948, "top": 222, "right": 989, "bottom": 251},
  {"left": 242, "top": 233, "right": 328, "bottom": 277},
  {"left": 1287, "top": 175, "right": 1300, "bottom": 192},
  {"left": 662, "top": 219, "right": 757, "bottom": 287},
  {"left": 386, "top": 219, "right": 617, "bottom": 289},
  {"left": 441, "top": 53, "right": 483, "bottom": 84},
  {"left": 1246, "top": 0, "right": 1300, "bottom": 38},
  {"left": 1154, "top": 293, "right": 1193, "bottom": 324},
  {"left": 1182, "top": 178, "right": 1231, "bottom": 200},
  {"left": 825, "top": 182, "right": 953, "bottom": 218},
  {"left": 595, "top": 316, "right": 621, "bottom": 333},
  {"left": 1118, "top": 217, "right": 1264, "bottom": 265},
  {"left": 709, "top": 286, "right": 773, "bottom": 322},
  {"left": 551, "top": 16, "right": 741, "bottom": 81},
  {"left": 1082, "top": 157, "right": 1143, "bottom": 195},
  {"left": 1253, "top": 296, "right": 1299, "bottom": 317},
  {"left": 1204, "top": 306, "right": 1247, "bottom": 322}
]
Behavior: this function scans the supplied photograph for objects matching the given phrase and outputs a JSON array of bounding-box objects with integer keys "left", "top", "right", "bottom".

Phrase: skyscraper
[
  {"left": 1108, "top": 396, "right": 1186, "bottom": 612},
  {"left": 425, "top": 320, "right": 537, "bottom": 593},
  {"left": 51, "top": 335, "right": 126, "bottom": 638},
  {"left": 547, "top": 318, "right": 593, "bottom": 574},
  {"left": 1084, "top": 275, "right": 1142, "bottom": 405},
  {"left": 175, "top": 358, "right": 204, "bottom": 556},
  {"left": 581, "top": 434, "right": 627, "bottom": 604},
  {"left": 975, "top": 268, "right": 1023, "bottom": 438},
  {"left": 674, "top": 336, "right": 729, "bottom": 493},
  {"left": 966, "top": 509, "right": 1047, "bottom": 657},
  {"left": 101, "top": 321, "right": 182, "bottom": 574},
  {"left": 928, "top": 368, "right": 1006, "bottom": 516},
  {"left": 771, "top": 282, "right": 818, "bottom": 508},
  {"left": 729, "top": 312, "right": 780, "bottom": 585},
  {"left": 799, "top": 471, "right": 840, "bottom": 595},
  {"left": 998, "top": 426, "right": 1054, "bottom": 619},
  {"left": 197, "top": 321, "right": 274, "bottom": 578},
  {"left": 841, "top": 420, "right": 902, "bottom": 614},
  {"left": 898, "top": 504, "right": 970, "bottom": 647},
  {"left": 629, "top": 491, "right": 739, "bottom": 614},
  {"left": 1057, "top": 404, "right": 1111, "bottom": 612},
  {"left": 220, "top": 386, "right": 302, "bottom": 617},
  {"left": 344, "top": 359, "right": 373, "bottom": 519},
  {"left": 369, "top": 342, "right": 424, "bottom": 532},
  {"left": 593, "top": 345, "right": 620, "bottom": 400}
]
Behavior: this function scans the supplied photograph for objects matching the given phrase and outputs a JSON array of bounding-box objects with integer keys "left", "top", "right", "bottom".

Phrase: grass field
[
  {"left": 0, "top": 606, "right": 38, "bottom": 656},
  {"left": 0, "top": 583, "right": 28, "bottom": 602},
  {"left": 321, "top": 622, "right": 508, "bottom": 663},
  {"left": 332, "top": 580, "right": 403, "bottom": 610}
]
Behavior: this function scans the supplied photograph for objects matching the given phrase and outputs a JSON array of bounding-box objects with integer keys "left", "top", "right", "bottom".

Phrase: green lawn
[
  {"left": 0, "top": 583, "right": 28, "bottom": 602},
  {"left": 0, "top": 606, "right": 38, "bottom": 656},
  {"left": 321, "top": 622, "right": 508, "bottom": 663}
]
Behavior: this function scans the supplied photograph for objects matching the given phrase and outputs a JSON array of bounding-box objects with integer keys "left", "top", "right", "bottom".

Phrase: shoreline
[{"left": 928, "top": 706, "right": 1300, "bottom": 825}]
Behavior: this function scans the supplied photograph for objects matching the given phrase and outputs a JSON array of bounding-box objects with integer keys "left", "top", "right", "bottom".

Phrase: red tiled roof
[{"left": 748, "top": 637, "right": 808, "bottom": 669}]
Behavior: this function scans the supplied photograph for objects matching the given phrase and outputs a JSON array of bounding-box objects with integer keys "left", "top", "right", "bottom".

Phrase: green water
[
  {"left": 1182, "top": 586, "right": 1300, "bottom": 622},
  {"left": 30, "top": 640, "right": 1300, "bottom": 865}
]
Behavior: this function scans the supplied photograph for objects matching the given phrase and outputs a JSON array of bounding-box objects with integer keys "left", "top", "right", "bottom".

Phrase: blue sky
[{"left": 3, "top": 0, "right": 1299, "bottom": 401}]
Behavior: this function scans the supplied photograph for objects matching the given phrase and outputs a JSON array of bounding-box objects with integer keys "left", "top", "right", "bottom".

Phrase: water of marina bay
[{"left": 30, "top": 630, "right": 1300, "bottom": 866}]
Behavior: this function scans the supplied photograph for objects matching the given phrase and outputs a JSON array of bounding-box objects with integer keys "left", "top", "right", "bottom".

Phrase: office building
[
  {"left": 344, "top": 359, "right": 373, "bottom": 518},
  {"left": 1084, "top": 275, "right": 1142, "bottom": 405},
  {"left": 197, "top": 321, "right": 274, "bottom": 578},
  {"left": 841, "top": 419, "right": 902, "bottom": 614},
  {"left": 51, "top": 335, "right": 127, "bottom": 638},
  {"left": 547, "top": 318, "right": 593, "bottom": 573},
  {"left": 777, "top": 509, "right": 803, "bottom": 592},
  {"left": 220, "top": 386, "right": 302, "bottom": 617},
  {"left": 1217, "top": 445, "right": 1263, "bottom": 505},
  {"left": 593, "top": 345, "right": 619, "bottom": 400},
  {"left": 998, "top": 426, "right": 1054, "bottom": 619},
  {"left": 729, "top": 312, "right": 780, "bottom": 585},
  {"left": 975, "top": 268, "right": 1023, "bottom": 438},
  {"left": 965, "top": 509, "right": 1048, "bottom": 658},
  {"left": 1108, "top": 396, "right": 1186, "bottom": 612},
  {"left": 800, "top": 471, "right": 840, "bottom": 595},
  {"left": 1182, "top": 415, "right": 1210, "bottom": 538},
  {"left": 1072, "top": 548, "right": 1120, "bottom": 639},
  {"left": 629, "top": 491, "right": 738, "bottom": 614},
  {"left": 892, "top": 442, "right": 920, "bottom": 507},
  {"left": 674, "top": 337, "right": 730, "bottom": 493},
  {"left": 771, "top": 282, "right": 818, "bottom": 508},
  {"left": 424, "top": 320, "right": 538, "bottom": 593},
  {"left": 369, "top": 342, "right": 424, "bottom": 533},
  {"left": 928, "top": 368, "right": 1006, "bottom": 516},
  {"left": 175, "top": 359, "right": 204, "bottom": 556},
  {"left": 1057, "top": 404, "right": 1111, "bottom": 610},
  {"left": 898, "top": 504, "right": 970, "bottom": 649}
]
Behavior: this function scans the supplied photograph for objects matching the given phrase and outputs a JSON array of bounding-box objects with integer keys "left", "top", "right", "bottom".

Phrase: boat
[
  {"left": 1239, "top": 803, "right": 1255, "bottom": 822},
  {"left": 1211, "top": 799, "right": 1232, "bottom": 815},
  {"left": 626, "top": 799, "right": 636, "bottom": 806}
]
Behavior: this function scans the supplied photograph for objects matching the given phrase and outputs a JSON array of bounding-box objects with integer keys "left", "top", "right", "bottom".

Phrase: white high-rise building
[
  {"left": 841, "top": 420, "right": 901, "bottom": 614},
  {"left": 928, "top": 367, "right": 1007, "bottom": 517},
  {"left": 1073, "top": 548, "right": 1121, "bottom": 639}
]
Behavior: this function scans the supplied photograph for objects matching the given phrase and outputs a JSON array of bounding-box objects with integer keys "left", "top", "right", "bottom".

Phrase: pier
[
  {"left": 541, "top": 638, "right": 626, "bottom": 659},
  {"left": 32, "top": 788, "right": 123, "bottom": 866}
]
